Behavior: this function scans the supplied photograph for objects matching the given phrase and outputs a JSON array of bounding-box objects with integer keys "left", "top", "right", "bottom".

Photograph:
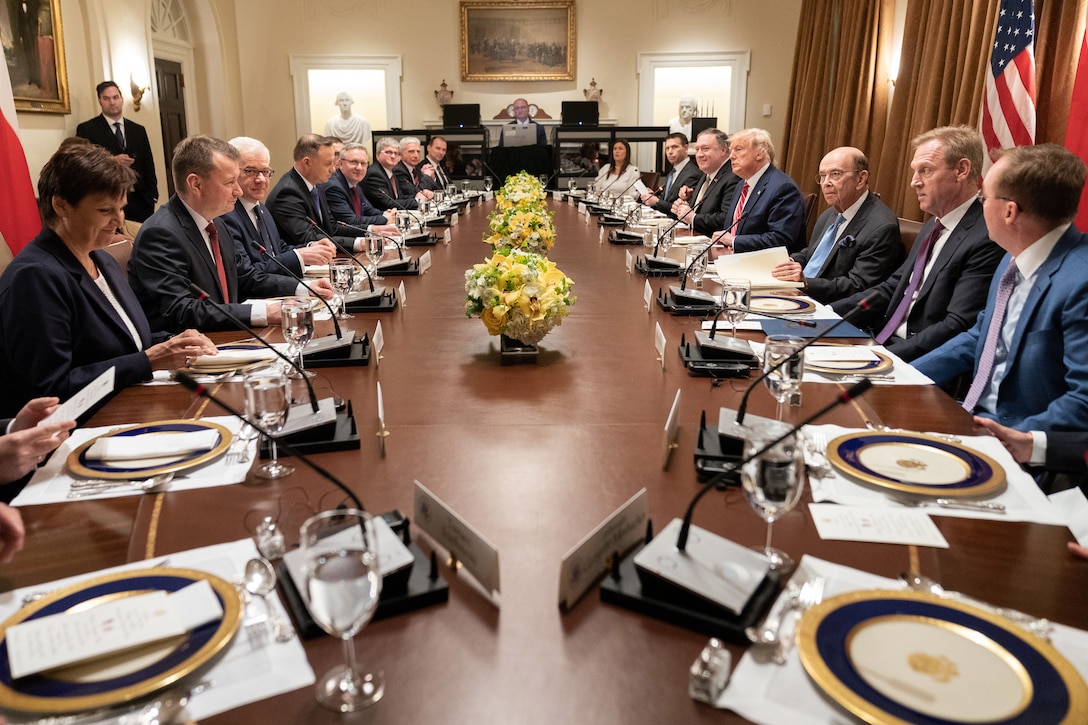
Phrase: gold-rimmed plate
[
  {"left": 827, "top": 431, "right": 1005, "bottom": 497},
  {"left": 66, "top": 420, "right": 232, "bottom": 480},
  {"left": 750, "top": 295, "right": 817, "bottom": 315},
  {"left": 797, "top": 589, "right": 1088, "bottom": 724},
  {"left": 0, "top": 568, "right": 241, "bottom": 715},
  {"left": 805, "top": 345, "right": 894, "bottom": 376}
]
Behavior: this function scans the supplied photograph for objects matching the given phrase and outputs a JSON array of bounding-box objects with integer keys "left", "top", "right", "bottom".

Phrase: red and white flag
[
  {"left": 0, "top": 60, "right": 40, "bottom": 258},
  {"left": 979, "top": 0, "right": 1037, "bottom": 169},
  {"left": 1067, "top": 29, "right": 1088, "bottom": 230}
]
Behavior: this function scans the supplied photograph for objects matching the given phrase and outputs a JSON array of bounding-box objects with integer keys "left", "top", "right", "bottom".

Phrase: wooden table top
[{"left": 6, "top": 198, "right": 1085, "bottom": 724}]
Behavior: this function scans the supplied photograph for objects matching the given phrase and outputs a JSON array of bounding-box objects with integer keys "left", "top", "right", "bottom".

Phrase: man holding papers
[{"left": 771, "top": 147, "right": 902, "bottom": 302}]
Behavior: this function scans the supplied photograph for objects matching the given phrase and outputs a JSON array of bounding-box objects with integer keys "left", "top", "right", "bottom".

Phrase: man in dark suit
[
  {"left": 221, "top": 136, "right": 336, "bottom": 277},
  {"left": 640, "top": 132, "right": 702, "bottom": 217},
  {"left": 710, "top": 127, "right": 807, "bottom": 254},
  {"left": 364, "top": 138, "right": 420, "bottom": 210},
  {"left": 423, "top": 136, "right": 451, "bottom": 189},
  {"left": 914, "top": 144, "right": 1088, "bottom": 434},
  {"left": 129, "top": 135, "right": 332, "bottom": 332},
  {"left": 771, "top": 147, "right": 903, "bottom": 303},
  {"left": 498, "top": 99, "right": 547, "bottom": 146},
  {"left": 834, "top": 126, "right": 1004, "bottom": 362},
  {"left": 393, "top": 137, "right": 437, "bottom": 200},
  {"left": 75, "top": 80, "right": 158, "bottom": 223},
  {"left": 322, "top": 142, "right": 399, "bottom": 235},
  {"left": 670, "top": 128, "right": 741, "bottom": 235},
  {"left": 266, "top": 134, "right": 369, "bottom": 254}
]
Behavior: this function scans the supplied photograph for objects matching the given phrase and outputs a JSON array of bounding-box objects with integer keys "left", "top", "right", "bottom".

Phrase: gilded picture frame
[
  {"left": 461, "top": 1, "right": 576, "bottom": 82},
  {"left": 2, "top": 0, "right": 70, "bottom": 113}
]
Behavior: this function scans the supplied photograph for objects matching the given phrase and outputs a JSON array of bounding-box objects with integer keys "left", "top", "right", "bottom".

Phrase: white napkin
[
  {"left": 191, "top": 347, "right": 278, "bottom": 367},
  {"left": 806, "top": 424, "right": 1067, "bottom": 525},
  {"left": 86, "top": 430, "right": 220, "bottom": 461}
]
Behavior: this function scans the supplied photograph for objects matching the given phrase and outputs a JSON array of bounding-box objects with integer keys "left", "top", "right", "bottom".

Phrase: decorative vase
[{"left": 500, "top": 334, "right": 539, "bottom": 365}]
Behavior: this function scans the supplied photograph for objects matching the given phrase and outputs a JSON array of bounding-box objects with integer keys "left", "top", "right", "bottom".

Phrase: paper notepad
[{"left": 714, "top": 248, "right": 804, "bottom": 289}]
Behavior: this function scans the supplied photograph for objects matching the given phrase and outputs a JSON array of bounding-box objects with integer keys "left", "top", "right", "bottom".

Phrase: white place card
[
  {"left": 644, "top": 279, "right": 653, "bottom": 311},
  {"left": 419, "top": 250, "right": 432, "bottom": 274},
  {"left": 485, "top": 191, "right": 494, "bottom": 201},
  {"left": 808, "top": 504, "right": 950, "bottom": 548},
  {"left": 568, "top": 194, "right": 575, "bottom": 207},
  {"left": 598, "top": 226, "right": 604, "bottom": 243},
  {"left": 654, "top": 321, "right": 667, "bottom": 370},
  {"left": 398, "top": 281, "right": 407, "bottom": 307},
  {"left": 625, "top": 249, "right": 634, "bottom": 274},
  {"left": 557, "top": 488, "right": 648, "bottom": 610},
  {"left": 42, "top": 366, "right": 115, "bottom": 426},
  {"left": 372, "top": 321, "right": 385, "bottom": 363},
  {"left": 578, "top": 202, "right": 587, "bottom": 215},
  {"left": 584, "top": 210, "right": 591, "bottom": 225},
  {"left": 661, "top": 389, "right": 681, "bottom": 469},
  {"left": 443, "top": 228, "right": 452, "bottom": 244},
  {"left": 414, "top": 480, "right": 501, "bottom": 602},
  {"left": 376, "top": 381, "right": 385, "bottom": 430},
  {"left": 451, "top": 212, "right": 458, "bottom": 226}
]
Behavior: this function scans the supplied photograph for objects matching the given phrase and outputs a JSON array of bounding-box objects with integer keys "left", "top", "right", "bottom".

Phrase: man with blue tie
[
  {"left": 771, "top": 147, "right": 903, "bottom": 303},
  {"left": 640, "top": 132, "right": 702, "bottom": 217},
  {"left": 220, "top": 137, "right": 335, "bottom": 276},
  {"left": 914, "top": 144, "right": 1088, "bottom": 438}
]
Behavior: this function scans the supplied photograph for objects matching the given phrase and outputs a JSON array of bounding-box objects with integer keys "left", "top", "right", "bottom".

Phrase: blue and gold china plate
[
  {"left": 749, "top": 295, "right": 817, "bottom": 315},
  {"left": 827, "top": 431, "right": 1005, "bottom": 497},
  {"left": 798, "top": 589, "right": 1088, "bottom": 724},
  {"left": 0, "top": 568, "right": 241, "bottom": 714},
  {"left": 66, "top": 420, "right": 232, "bottom": 480},
  {"left": 805, "top": 345, "right": 894, "bottom": 376}
]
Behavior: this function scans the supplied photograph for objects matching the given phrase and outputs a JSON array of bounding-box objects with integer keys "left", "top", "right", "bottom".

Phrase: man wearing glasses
[
  {"left": 322, "top": 142, "right": 398, "bottom": 234},
  {"left": 363, "top": 138, "right": 421, "bottom": 210},
  {"left": 221, "top": 136, "right": 335, "bottom": 276},
  {"left": 771, "top": 146, "right": 903, "bottom": 303},
  {"left": 833, "top": 126, "right": 1003, "bottom": 362},
  {"left": 499, "top": 99, "right": 547, "bottom": 147}
]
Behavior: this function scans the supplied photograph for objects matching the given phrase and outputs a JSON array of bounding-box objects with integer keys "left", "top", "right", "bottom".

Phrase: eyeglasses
[
  {"left": 977, "top": 191, "right": 1017, "bottom": 206},
  {"left": 242, "top": 167, "right": 275, "bottom": 179},
  {"left": 815, "top": 170, "right": 854, "bottom": 184},
  {"left": 342, "top": 159, "right": 368, "bottom": 167}
]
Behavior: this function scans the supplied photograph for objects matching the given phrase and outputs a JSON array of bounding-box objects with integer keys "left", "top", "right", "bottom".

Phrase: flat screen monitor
[
  {"left": 561, "top": 101, "right": 599, "bottom": 127},
  {"left": 691, "top": 117, "right": 719, "bottom": 139},
  {"left": 443, "top": 104, "right": 481, "bottom": 129}
]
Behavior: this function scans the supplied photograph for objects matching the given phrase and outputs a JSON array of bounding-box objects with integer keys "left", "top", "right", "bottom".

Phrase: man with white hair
[
  {"left": 364, "top": 137, "right": 420, "bottom": 210},
  {"left": 393, "top": 137, "right": 436, "bottom": 201}
]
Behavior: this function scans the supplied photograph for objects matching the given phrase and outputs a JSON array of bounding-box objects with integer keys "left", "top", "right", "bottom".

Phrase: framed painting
[
  {"left": 2, "top": 0, "right": 70, "bottom": 113},
  {"left": 461, "top": 1, "right": 575, "bottom": 82}
]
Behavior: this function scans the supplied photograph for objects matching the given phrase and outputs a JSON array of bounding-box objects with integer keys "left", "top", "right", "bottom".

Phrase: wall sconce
[{"left": 130, "top": 74, "right": 150, "bottom": 112}]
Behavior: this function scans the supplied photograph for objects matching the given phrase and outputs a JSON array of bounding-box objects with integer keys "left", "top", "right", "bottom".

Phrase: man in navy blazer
[
  {"left": 130, "top": 135, "right": 332, "bottom": 332},
  {"left": 364, "top": 138, "right": 420, "bottom": 210},
  {"left": 221, "top": 136, "right": 336, "bottom": 277},
  {"left": 75, "top": 81, "right": 158, "bottom": 223},
  {"left": 394, "top": 137, "right": 438, "bottom": 199},
  {"left": 914, "top": 144, "right": 1088, "bottom": 435},
  {"left": 671, "top": 129, "right": 741, "bottom": 234},
  {"left": 711, "top": 128, "right": 806, "bottom": 254},
  {"left": 321, "top": 143, "right": 397, "bottom": 233},
  {"left": 771, "top": 147, "right": 903, "bottom": 303},
  {"left": 834, "top": 126, "right": 1004, "bottom": 362}
]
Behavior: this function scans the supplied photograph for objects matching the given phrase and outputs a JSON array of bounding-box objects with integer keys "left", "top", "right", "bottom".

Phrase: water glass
[
  {"left": 568, "top": 178, "right": 577, "bottom": 193},
  {"left": 742, "top": 425, "right": 805, "bottom": 571},
  {"left": 328, "top": 260, "right": 354, "bottom": 320},
  {"left": 244, "top": 372, "right": 293, "bottom": 479},
  {"left": 719, "top": 278, "right": 751, "bottom": 337},
  {"left": 366, "top": 234, "right": 385, "bottom": 281},
  {"left": 762, "top": 335, "right": 805, "bottom": 420},
  {"left": 484, "top": 176, "right": 493, "bottom": 192},
  {"left": 686, "top": 245, "right": 709, "bottom": 289},
  {"left": 280, "top": 297, "right": 315, "bottom": 378},
  {"left": 461, "top": 179, "right": 471, "bottom": 196}
]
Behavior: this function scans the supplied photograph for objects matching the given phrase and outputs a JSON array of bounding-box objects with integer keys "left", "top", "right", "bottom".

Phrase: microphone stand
[
  {"left": 653, "top": 175, "right": 720, "bottom": 257},
  {"left": 677, "top": 213, "right": 746, "bottom": 293},
  {"left": 188, "top": 283, "right": 319, "bottom": 414},
  {"left": 252, "top": 242, "right": 342, "bottom": 340},
  {"left": 175, "top": 372, "right": 363, "bottom": 509},
  {"left": 305, "top": 217, "right": 375, "bottom": 293},
  {"left": 676, "top": 379, "right": 872, "bottom": 550},
  {"left": 705, "top": 306, "right": 817, "bottom": 338}
]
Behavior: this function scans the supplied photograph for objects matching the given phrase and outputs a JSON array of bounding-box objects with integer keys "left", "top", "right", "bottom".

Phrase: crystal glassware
[
  {"left": 687, "top": 245, "right": 709, "bottom": 290},
  {"left": 301, "top": 509, "right": 384, "bottom": 711},
  {"left": 280, "top": 297, "right": 315, "bottom": 378},
  {"left": 719, "top": 278, "right": 751, "bottom": 337},
  {"left": 742, "top": 425, "right": 805, "bottom": 571},
  {"left": 461, "top": 179, "right": 471, "bottom": 196},
  {"left": 568, "top": 178, "right": 576, "bottom": 194},
  {"left": 762, "top": 334, "right": 805, "bottom": 420},
  {"left": 365, "top": 233, "right": 385, "bottom": 281},
  {"left": 484, "top": 176, "right": 493, "bottom": 193},
  {"left": 244, "top": 371, "right": 293, "bottom": 479},
  {"left": 328, "top": 260, "right": 354, "bottom": 320}
]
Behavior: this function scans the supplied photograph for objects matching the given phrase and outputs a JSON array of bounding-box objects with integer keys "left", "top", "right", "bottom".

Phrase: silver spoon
[
  {"left": 243, "top": 557, "right": 295, "bottom": 643},
  {"left": 900, "top": 572, "right": 1051, "bottom": 641},
  {"left": 67, "top": 473, "right": 174, "bottom": 498},
  {"left": 887, "top": 493, "right": 1006, "bottom": 513}
]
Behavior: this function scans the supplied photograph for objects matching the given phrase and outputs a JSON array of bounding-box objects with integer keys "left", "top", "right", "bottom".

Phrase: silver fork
[
  {"left": 886, "top": 493, "right": 1006, "bottom": 513},
  {"left": 772, "top": 577, "right": 825, "bottom": 664}
]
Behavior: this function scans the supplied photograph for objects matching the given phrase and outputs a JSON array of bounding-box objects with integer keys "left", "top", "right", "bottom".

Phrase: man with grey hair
[
  {"left": 393, "top": 136, "right": 436, "bottom": 200},
  {"left": 834, "top": 125, "right": 1004, "bottom": 362},
  {"left": 670, "top": 128, "right": 740, "bottom": 234},
  {"left": 220, "top": 136, "right": 336, "bottom": 277},
  {"left": 129, "top": 135, "right": 332, "bottom": 332},
  {"left": 322, "top": 142, "right": 398, "bottom": 235},
  {"left": 364, "top": 137, "right": 419, "bottom": 210}
]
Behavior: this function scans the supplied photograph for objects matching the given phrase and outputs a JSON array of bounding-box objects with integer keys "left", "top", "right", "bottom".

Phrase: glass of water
[
  {"left": 280, "top": 297, "right": 315, "bottom": 377},
  {"left": 742, "top": 425, "right": 805, "bottom": 571},
  {"left": 366, "top": 233, "right": 385, "bottom": 281},
  {"left": 484, "top": 176, "right": 493, "bottom": 193},
  {"left": 762, "top": 335, "right": 805, "bottom": 420},
  {"left": 328, "top": 260, "right": 354, "bottom": 320},
  {"left": 686, "top": 245, "right": 709, "bottom": 289},
  {"left": 719, "top": 278, "right": 751, "bottom": 337},
  {"left": 244, "top": 371, "right": 293, "bottom": 479}
]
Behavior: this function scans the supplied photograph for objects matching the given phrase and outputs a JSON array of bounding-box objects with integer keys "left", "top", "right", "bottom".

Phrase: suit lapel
[
  {"left": 169, "top": 198, "right": 222, "bottom": 299},
  {"left": 917, "top": 203, "right": 983, "bottom": 300},
  {"left": 1006, "top": 230, "right": 1074, "bottom": 363}
]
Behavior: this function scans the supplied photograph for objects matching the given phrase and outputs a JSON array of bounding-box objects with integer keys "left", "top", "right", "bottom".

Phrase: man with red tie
[
  {"left": 322, "top": 142, "right": 398, "bottom": 234},
  {"left": 363, "top": 138, "right": 421, "bottom": 210},
  {"left": 393, "top": 137, "right": 437, "bottom": 201}
]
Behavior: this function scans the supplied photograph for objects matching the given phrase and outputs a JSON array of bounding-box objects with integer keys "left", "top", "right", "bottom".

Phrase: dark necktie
[
  {"left": 961, "top": 259, "right": 1020, "bottom": 411},
  {"left": 253, "top": 204, "right": 272, "bottom": 245},
  {"left": 310, "top": 186, "right": 323, "bottom": 223},
  {"left": 663, "top": 168, "right": 676, "bottom": 199},
  {"left": 875, "top": 220, "right": 944, "bottom": 344},
  {"left": 113, "top": 122, "right": 125, "bottom": 150},
  {"left": 351, "top": 186, "right": 362, "bottom": 216},
  {"left": 205, "top": 222, "right": 230, "bottom": 304},
  {"left": 389, "top": 172, "right": 398, "bottom": 198},
  {"left": 435, "top": 162, "right": 447, "bottom": 187}
]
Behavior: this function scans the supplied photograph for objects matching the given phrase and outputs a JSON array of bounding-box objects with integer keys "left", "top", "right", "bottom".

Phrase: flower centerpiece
[
  {"left": 464, "top": 249, "right": 575, "bottom": 346},
  {"left": 486, "top": 172, "right": 556, "bottom": 254}
]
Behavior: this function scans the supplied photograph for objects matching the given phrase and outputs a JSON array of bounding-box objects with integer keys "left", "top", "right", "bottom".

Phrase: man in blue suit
[
  {"left": 913, "top": 144, "right": 1088, "bottom": 436},
  {"left": 321, "top": 142, "right": 397, "bottom": 234},
  {"left": 710, "top": 128, "right": 806, "bottom": 254},
  {"left": 221, "top": 136, "right": 335, "bottom": 277}
]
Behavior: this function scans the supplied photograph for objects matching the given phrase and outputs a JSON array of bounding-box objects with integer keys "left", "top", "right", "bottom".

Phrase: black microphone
[
  {"left": 734, "top": 291, "right": 879, "bottom": 426},
  {"left": 676, "top": 379, "right": 873, "bottom": 551},
  {"left": 252, "top": 242, "right": 342, "bottom": 340},
  {"left": 175, "top": 371, "right": 363, "bottom": 510},
  {"left": 678, "top": 213, "right": 746, "bottom": 292},
  {"left": 187, "top": 283, "right": 319, "bottom": 413},
  {"left": 654, "top": 175, "right": 721, "bottom": 257},
  {"left": 306, "top": 217, "right": 374, "bottom": 293}
]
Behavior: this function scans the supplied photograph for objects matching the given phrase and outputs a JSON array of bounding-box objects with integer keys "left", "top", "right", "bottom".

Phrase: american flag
[{"left": 980, "top": 0, "right": 1036, "bottom": 166}]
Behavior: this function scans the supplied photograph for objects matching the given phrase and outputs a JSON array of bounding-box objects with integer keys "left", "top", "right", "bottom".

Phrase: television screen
[
  {"left": 561, "top": 101, "right": 599, "bottom": 127},
  {"left": 443, "top": 104, "right": 481, "bottom": 129}
]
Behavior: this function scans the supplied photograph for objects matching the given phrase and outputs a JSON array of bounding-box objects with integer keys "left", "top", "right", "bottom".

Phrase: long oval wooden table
[{"left": 6, "top": 198, "right": 1086, "bottom": 724}]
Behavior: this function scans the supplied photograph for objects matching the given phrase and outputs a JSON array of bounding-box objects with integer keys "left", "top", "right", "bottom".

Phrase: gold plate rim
[
  {"left": 826, "top": 431, "right": 1006, "bottom": 497},
  {"left": 0, "top": 567, "right": 242, "bottom": 714},
  {"left": 749, "top": 295, "right": 817, "bottom": 314},
  {"left": 804, "top": 345, "right": 895, "bottom": 375},
  {"left": 65, "top": 420, "right": 233, "bottom": 481},
  {"left": 797, "top": 589, "right": 1088, "bottom": 725}
]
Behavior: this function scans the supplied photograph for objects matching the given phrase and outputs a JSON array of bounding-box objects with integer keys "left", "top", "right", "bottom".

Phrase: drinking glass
[
  {"left": 686, "top": 245, "right": 709, "bottom": 290},
  {"left": 587, "top": 182, "right": 597, "bottom": 202},
  {"left": 461, "top": 179, "right": 471, "bottom": 196},
  {"left": 301, "top": 509, "right": 384, "bottom": 711},
  {"left": 484, "top": 176, "right": 494, "bottom": 193},
  {"left": 366, "top": 233, "right": 385, "bottom": 281},
  {"left": 567, "top": 178, "right": 577, "bottom": 194},
  {"left": 419, "top": 198, "right": 431, "bottom": 217},
  {"left": 741, "top": 426, "right": 805, "bottom": 571},
  {"left": 280, "top": 298, "right": 315, "bottom": 378},
  {"left": 446, "top": 183, "right": 456, "bottom": 200},
  {"left": 434, "top": 189, "right": 445, "bottom": 207},
  {"left": 719, "top": 278, "right": 751, "bottom": 337},
  {"left": 328, "top": 260, "right": 354, "bottom": 320},
  {"left": 395, "top": 210, "right": 412, "bottom": 238},
  {"left": 762, "top": 335, "right": 805, "bottom": 420},
  {"left": 537, "top": 174, "right": 548, "bottom": 188},
  {"left": 244, "top": 372, "right": 293, "bottom": 479}
]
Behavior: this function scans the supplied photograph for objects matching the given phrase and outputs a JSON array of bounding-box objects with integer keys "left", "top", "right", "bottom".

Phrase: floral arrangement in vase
[
  {"left": 485, "top": 172, "right": 556, "bottom": 254},
  {"left": 464, "top": 249, "right": 575, "bottom": 346}
]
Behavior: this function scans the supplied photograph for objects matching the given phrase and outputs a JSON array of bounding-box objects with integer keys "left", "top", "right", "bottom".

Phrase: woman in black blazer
[{"left": 0, "top": 143, "right": 216, "bottom": 418}]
